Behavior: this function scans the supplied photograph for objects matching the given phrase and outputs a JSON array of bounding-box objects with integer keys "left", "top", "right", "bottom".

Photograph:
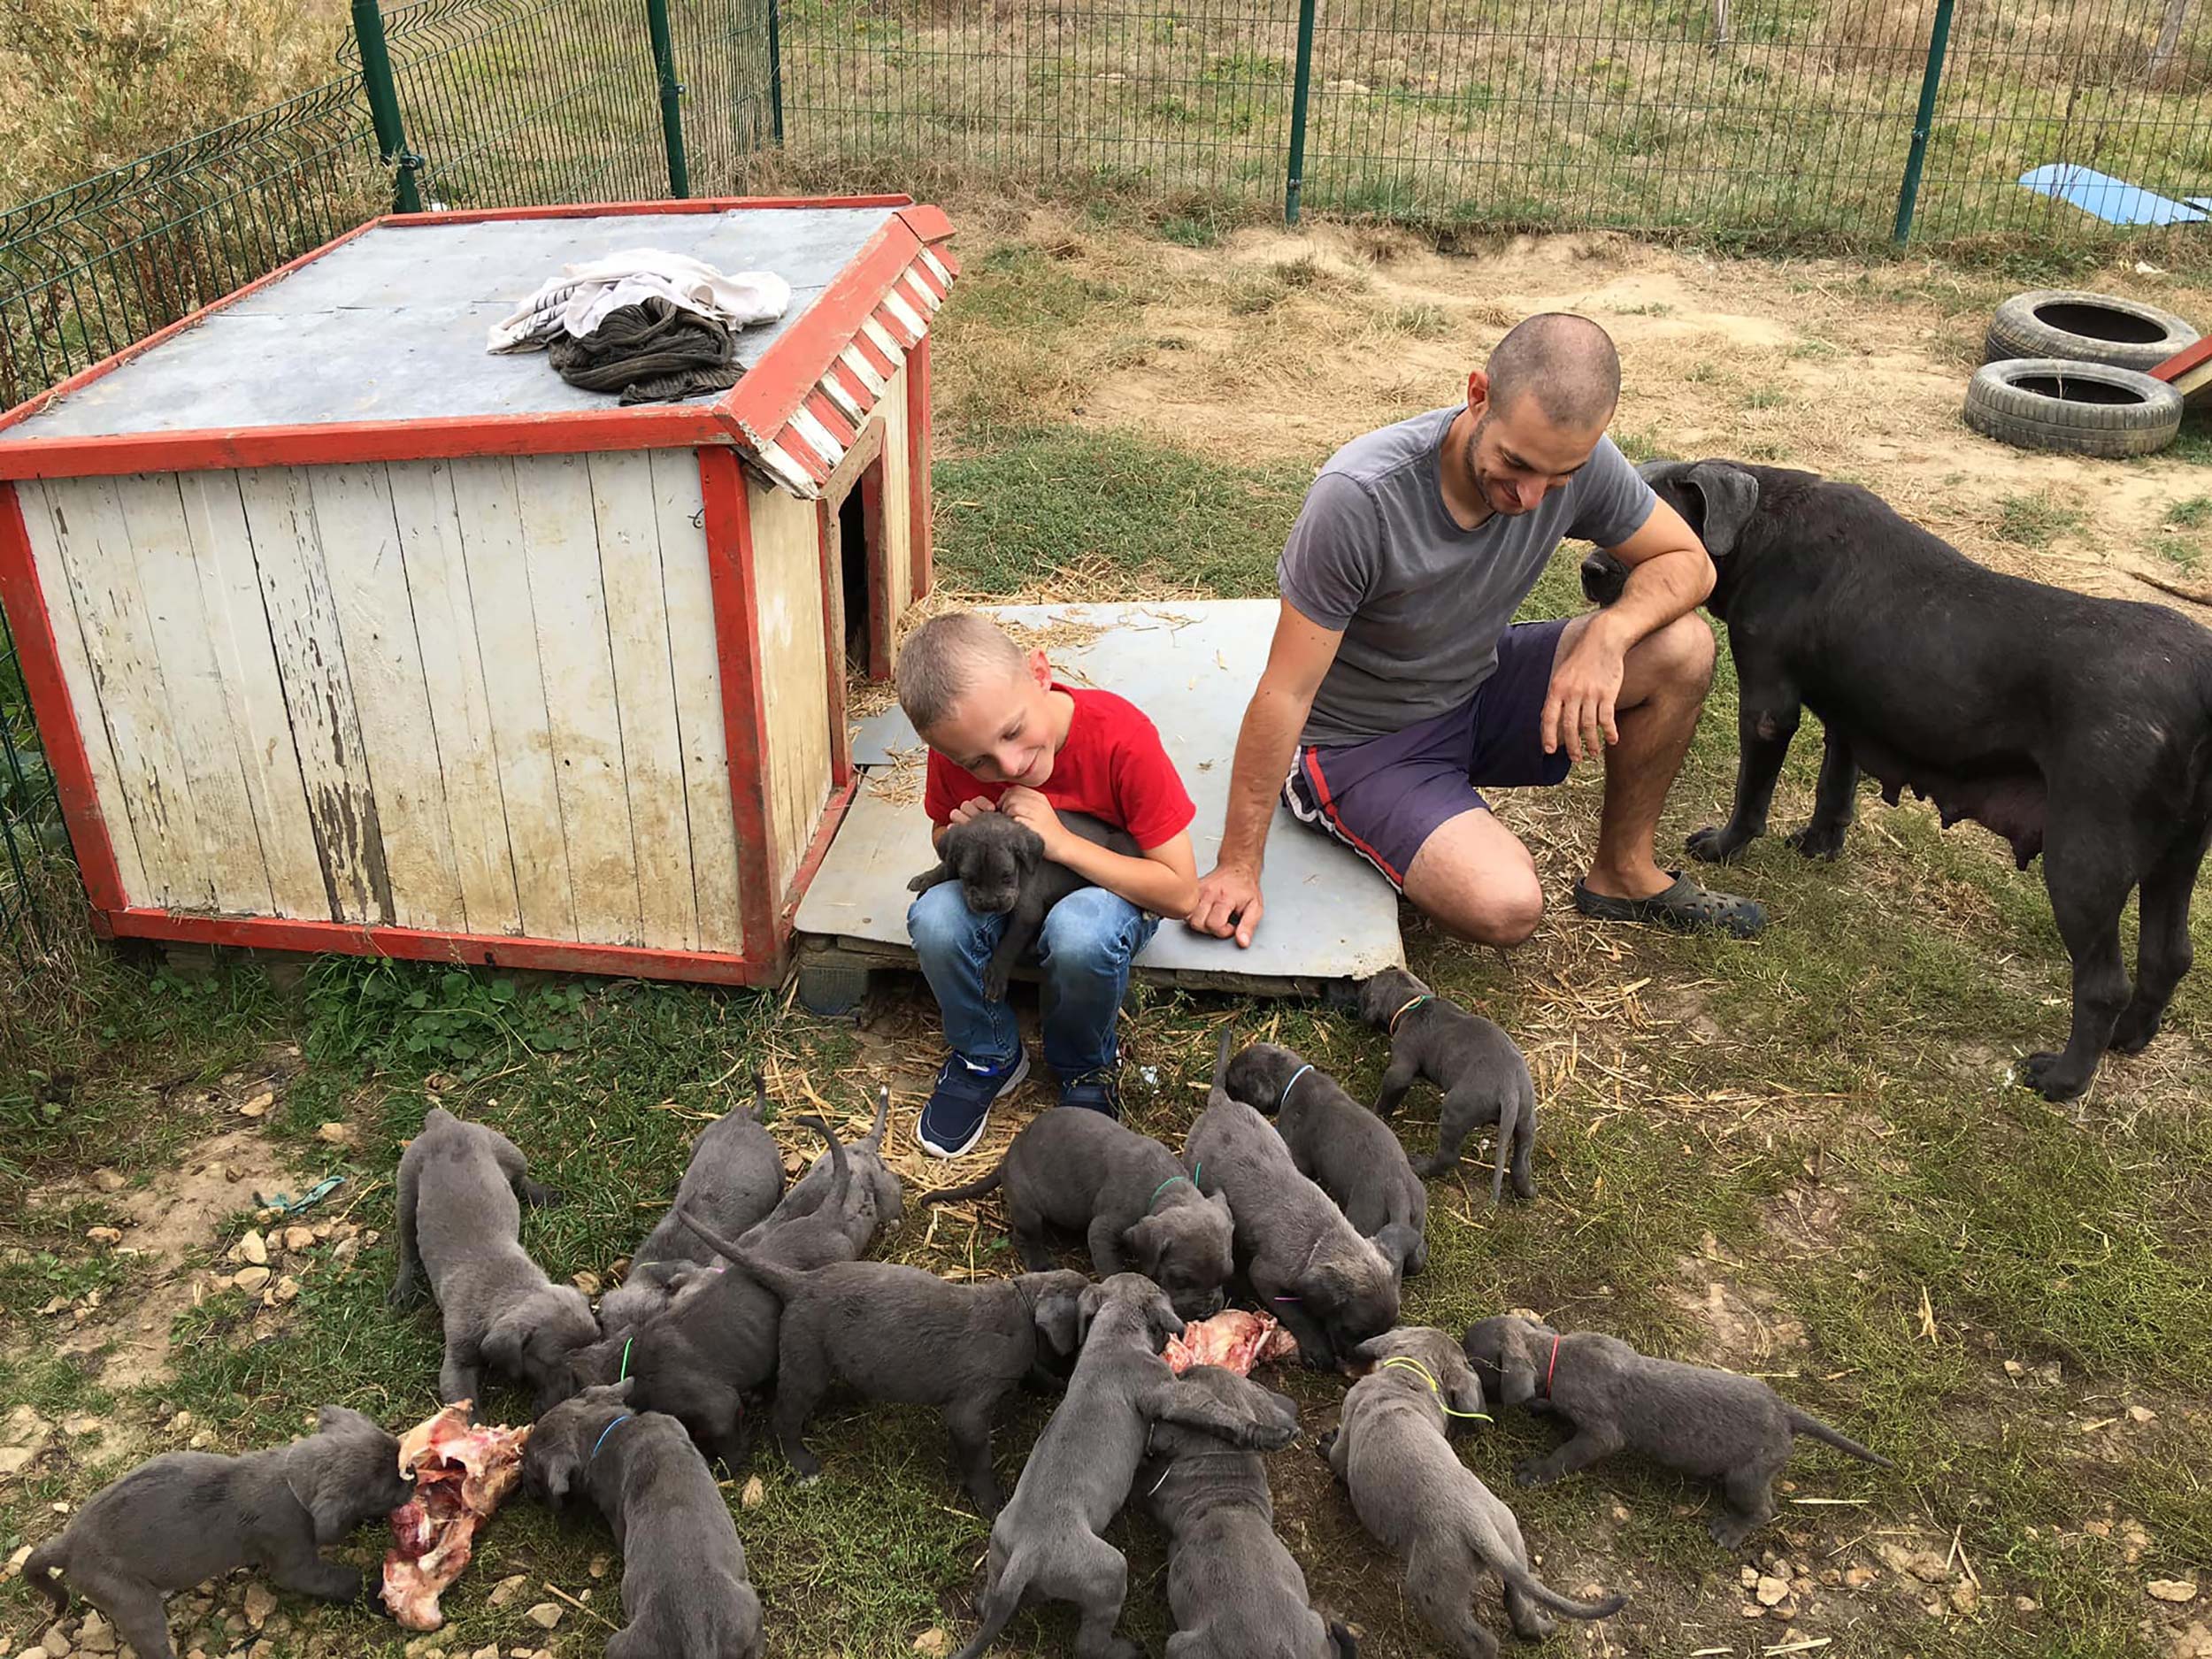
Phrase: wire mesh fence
[
  {"left": 775, "top": 0, "right": 2212, "bottom": 244},
  {"left": 0, "top": 603, "right": 65, "bottom": 968}
]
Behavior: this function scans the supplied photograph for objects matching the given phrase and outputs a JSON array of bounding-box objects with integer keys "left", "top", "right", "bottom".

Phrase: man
[{"left": 1187, "top": 312, "right": 1762, "bottom": 949}]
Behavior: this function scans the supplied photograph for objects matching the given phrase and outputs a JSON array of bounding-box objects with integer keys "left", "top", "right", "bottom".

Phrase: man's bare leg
[
  {"left": 1563, "top": 610, "right": 1716, "bottom": 901},
  {"left": 1403, "top": 809, "right": 1546, "bottom": 948}
]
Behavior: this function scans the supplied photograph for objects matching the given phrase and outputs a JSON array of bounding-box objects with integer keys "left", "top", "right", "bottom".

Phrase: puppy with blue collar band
[
  {"left": 1220, "top": 1040, "right": 1429, "bottom": 1282},
  {"left": 523, "top": 1380, "right": 764, "bottom": 1659}
]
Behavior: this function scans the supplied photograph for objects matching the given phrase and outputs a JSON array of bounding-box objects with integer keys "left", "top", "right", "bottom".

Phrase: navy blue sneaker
[
  {"left": 1058, "top": 1069, "right": 1122, "bottom": 1118},
  {"left": 918, "top": 1050, "right": 1029, "bottom": 1158}
]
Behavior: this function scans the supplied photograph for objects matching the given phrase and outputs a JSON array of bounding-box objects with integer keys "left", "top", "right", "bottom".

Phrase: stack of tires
[{"left": 1963, "top": 290, "right": 2198, "bottom": 458}]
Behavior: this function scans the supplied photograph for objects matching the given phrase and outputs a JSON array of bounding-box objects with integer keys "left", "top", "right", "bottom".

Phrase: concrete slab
[
  {"left": 0, "top": 205, "right": 896, "bottom": 442},
  {"left": 795, "top": 601, "right": 1404, "bottom": 994}
]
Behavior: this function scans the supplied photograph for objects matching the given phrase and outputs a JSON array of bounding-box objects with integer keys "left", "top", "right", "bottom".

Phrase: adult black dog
[{"left": 1582, "top": 459, "right": 2212, "bottom": 1102}]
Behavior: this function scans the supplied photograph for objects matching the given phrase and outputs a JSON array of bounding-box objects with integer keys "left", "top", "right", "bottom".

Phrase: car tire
[
  {"left": 1983, "top": 288, "right": 2198, "bottom": 372},
  {"left": 1962, "top": 358, "right": 2183, "bottom": 458}
]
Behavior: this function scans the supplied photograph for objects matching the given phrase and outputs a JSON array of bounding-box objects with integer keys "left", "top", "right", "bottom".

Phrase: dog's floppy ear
[
  {"left": 526, "top": 1419, "right": 586, "bottom": 1506},
  {"left": 1436, "top": 1344, "right": 1488, "bottom": 1420},
  {"left": 481, "top": 1303, "right": 529, "bottom": 1374},
  {"left": 1075, "top": 1281, "right": 1108, "bottom": 1346},
  {"left": 1119, "top": 1214, "right": 1165, "bottom": 1277},
  {"left": 315, "top": 1403, "right": 379, "bottom": 1438},
  {"left": 1147, "top": 1286, "right": 1187, "bottom": 1351},
  {"left": 1034, "top": 1286, "right": 1086, "bottom": 1356},
  {"left": 1685, "top": 461, "right": 1759, "bottom": 558},
  {"left": 1496, "top": 1317, "right": 1544, "bottom": 1408}
]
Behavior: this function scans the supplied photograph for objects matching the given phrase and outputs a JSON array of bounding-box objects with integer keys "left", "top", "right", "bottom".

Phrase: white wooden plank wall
[
  {"left": 651, "top": 451, "right": 745, "bottom": 956},
  {"left": 878, "top": 367, "right": 915, "bottom": 622},
  {"left": 32, "top": 454, "right": 732, "bottom": 955},
  {"left": 750, "top": 474, "right": 832, "bottom": 896}
]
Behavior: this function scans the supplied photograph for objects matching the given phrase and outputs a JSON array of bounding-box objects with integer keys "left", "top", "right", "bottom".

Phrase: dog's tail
[
  {"left": 22, "top": 1540, "right": 69, "bottom": 1619},
  {"left": 926, "top": 1160, "right": 1005, "bottom": 1204},
  {"left": 1326, "top": 1618, "right": 1358, "bottom": 1659},
  {"left": 949, "top": 1557, "right": 1029, "bottom": 1659},
  {"left": 1786, "top": 1409, "right": 1894, "bottom": 1469},
  {"left": 747, "top": 1071, "right": 768, "bottom": 1122},
  {"left": 1205, "top": 1023, "right": 1234, "bottom": 1110},
  {"left": 721, "top": 1240, "right": 808, "bottom": 1303},
  {"left": 803, "top": 1113, "right": 853, "bottom": 1210},
  {"left": 858, "top": 1083, "right": 890, "bottom": 1155},
  {"left": 1486, "top": 1541, "right": 1626, "bottom": 1622},
  {"left": 1493, "top": 1058, "right": 1536, "bottom": 1206}
]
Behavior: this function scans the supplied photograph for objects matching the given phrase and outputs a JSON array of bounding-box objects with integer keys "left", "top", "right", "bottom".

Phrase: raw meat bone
[
  {"left": 1164, "top": 1308, "right": 1300, "bottom": 1377},
  {"left": 381, "top": 1402, "right": 531, "bottom": 1631}
]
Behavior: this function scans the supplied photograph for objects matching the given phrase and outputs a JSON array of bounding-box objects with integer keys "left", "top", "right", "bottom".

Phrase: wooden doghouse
[{"left": 0, "top": 196, "right": 956, "bottom": 985}]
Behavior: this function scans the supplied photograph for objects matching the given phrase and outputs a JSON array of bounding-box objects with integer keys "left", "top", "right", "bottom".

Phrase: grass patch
[
  {"left": 2165, "top": 494, "right": 2212, "bottom": 531},
  {"left": 1996, "top": 491, "right": 2087, "bottom": 548}
]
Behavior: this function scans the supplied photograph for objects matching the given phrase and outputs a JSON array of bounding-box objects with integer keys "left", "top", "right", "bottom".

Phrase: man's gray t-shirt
[{"left": 1277, "top": 404, "right": 1657, "bottom": 748}]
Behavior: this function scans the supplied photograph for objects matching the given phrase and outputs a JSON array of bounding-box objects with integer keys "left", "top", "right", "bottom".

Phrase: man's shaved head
[{"left": 1484, "top": 312, "right": 1621, "bottom": 433}]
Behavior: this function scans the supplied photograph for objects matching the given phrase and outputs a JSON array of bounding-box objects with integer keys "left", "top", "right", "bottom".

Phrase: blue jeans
[{"left": 907, "top": 882, "right": 1160, "bottom": 1079}]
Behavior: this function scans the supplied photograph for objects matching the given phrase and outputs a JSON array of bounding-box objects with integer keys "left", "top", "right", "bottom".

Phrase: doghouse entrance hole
[{"left": 839, "top": 488, "right": 872, "bottom": 664}]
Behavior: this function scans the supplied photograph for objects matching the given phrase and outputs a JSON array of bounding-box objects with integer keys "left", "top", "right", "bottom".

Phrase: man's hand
[
  {"left": 947, "top": 795, "right": 999, "bottom": 826},
  {"left": 1189, "top": 862, "right": 1264, "bottom": 948},
  {"left": 995, "top": 787, "right": 1066, "bottom": 856},
  {"left": 1541, "top": 618, "right": 1627, "bottom": 764}
]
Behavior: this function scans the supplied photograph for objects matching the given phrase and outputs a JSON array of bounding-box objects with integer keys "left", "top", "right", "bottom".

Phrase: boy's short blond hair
[{"left": 894, "top": 612, "right": 1029, "bottom": 733}]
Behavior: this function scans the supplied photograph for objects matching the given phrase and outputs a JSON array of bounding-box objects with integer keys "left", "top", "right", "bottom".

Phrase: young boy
[{"left": 895, "top": 612, "right": 1200, "bottom": 1156}]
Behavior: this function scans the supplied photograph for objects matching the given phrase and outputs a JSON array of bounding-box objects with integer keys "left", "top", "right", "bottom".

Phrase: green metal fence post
[
  {"left": 1892, "top": 0, "right": 1956, "bottom": 247},
  {"left": 349, "top": 0, "right": 422, "bottom": 212},
  {"left": 646, "top": 0, "right": 691, "bottom": 196},
  {"left": 767, "top": 0, "right": 786, "bottom": 145},
  {"left": 1284, "top": 0, "right": 1317, "bottom": 224}
]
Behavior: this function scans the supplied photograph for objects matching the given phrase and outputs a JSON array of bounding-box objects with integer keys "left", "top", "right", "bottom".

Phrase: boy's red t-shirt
[{"left": 924, "top": 683, "right": 1196, "bottom": 851}]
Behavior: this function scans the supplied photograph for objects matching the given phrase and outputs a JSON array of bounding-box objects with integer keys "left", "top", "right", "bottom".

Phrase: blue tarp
[{"left": 2017, "top": 164, "right": 2209, "bottom": 227}]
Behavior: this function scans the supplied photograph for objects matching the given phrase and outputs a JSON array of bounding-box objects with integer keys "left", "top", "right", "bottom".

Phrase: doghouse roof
[{"left": 0, "top": 196, "right": 956, "bottom": 500}]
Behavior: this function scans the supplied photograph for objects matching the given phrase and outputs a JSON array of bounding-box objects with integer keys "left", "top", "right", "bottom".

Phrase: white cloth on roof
[{"left": 488, "top": 249, "right": 791, "bottom": 353}]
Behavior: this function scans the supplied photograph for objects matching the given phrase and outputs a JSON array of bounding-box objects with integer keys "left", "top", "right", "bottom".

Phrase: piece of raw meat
[
  {"left": 1164, "top": 1309, "right": 1301, "bottom": 1377},
  {"left": 381, "top": 1402, "right": 531, "bottom": 1631}
]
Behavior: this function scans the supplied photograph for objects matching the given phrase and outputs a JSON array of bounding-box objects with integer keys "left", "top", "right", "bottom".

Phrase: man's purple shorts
[{"left": 1283, "top": 618, "right": 1571, "bottom": 892}]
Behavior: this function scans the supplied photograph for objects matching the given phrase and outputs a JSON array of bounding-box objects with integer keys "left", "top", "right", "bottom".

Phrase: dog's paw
[
  {"left": 982, "top": 968, "right": 1011, "bottom": 1002},
  {"left": 2108, "top": 1006, "right": 2163, "bottom": 1054},
  {"left": 1686, "top": 825, "right": 1748, "bottom": 864},
  {"left": 1785, "top": 822, "right": 1847, "bottom": 860},
  {"left": 1511, "top": 1459, "right": 1546, "bottom": 1487},
  {"left": 1707, "top": 1515, "right": 1755, "bottom": 1549},
  {"left": 2020, "top": 1050, "right": 2092, "bottom": 1102}
]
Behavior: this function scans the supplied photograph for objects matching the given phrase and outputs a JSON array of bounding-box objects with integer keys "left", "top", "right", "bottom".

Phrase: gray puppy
[
  {"left": 524, "top": 1381, "right": 764, "bottom": 1659},
  {"left": 1338, "top": 966, "right": 1536, "bottom": 1200},
  {"left": 1185, "top": 1088, "right": 1398, "bottom": 1373},
  {"left": 951, "top": 1273, "right": 1298, "bottom": 1659},
  {"left": 926, "top": 1100, "right": 1235, "bottom": 1320},
  {"left": 1323, "top": 1327, "right": 1626, "bottom": 1659},
  {"left": 599, "top": 1074, "right": 785, "bottom": 1338},
  {"left": 1222, "top": 1040, "right": 1428, "bottom": 1282},
  {"left": 1138, "top": 1364, "right": 1353, "bottom": 1659},
  {"left": 23, "top": 1406, "right": 411, "bottom": 1659},
  {"left": 726, "top": 1242, "right": 1091, "bottom": 1513},
  {"left": 1463, "top": 1315, "right": 1893, "bottom": 1548},
  {"left": 388, "top": 1107, "right": 598, "bottom": 1412},
  {"left": 753, "top": 1084, "right": 902, "bottom": 1245},
  {"left": 565, "top": 1116, "right": 888, "bottom": 1468},
  {"left": 909, "top": 808, "right": 1142, "bottom": 999}
]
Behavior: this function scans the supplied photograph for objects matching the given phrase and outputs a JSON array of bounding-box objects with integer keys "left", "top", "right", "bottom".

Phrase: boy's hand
[
  {"left": 947, "top": 795, "right": 1000, "bottom": 826},
  {"left": 995, "top": 787, "right": 1066, "bottom": 857}
]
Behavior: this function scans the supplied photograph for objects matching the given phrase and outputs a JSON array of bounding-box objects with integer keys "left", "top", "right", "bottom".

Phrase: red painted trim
[
  {"left": 906, "top": 334, "right": 933, "bottom": 604},
  {"left": 874, "top": 302, "right": 921, "bottom": 351},
  {"left": 827, "top": 361, "right": 874, "bottom": 414},
  {"left": 775, "top": 426, "right": 831, "bottom": 483},
  {"left": 0, "top": 217, "right": 384, "bottom": 447},
  {"left": 853, "top": 332, "right": 900, "bottom": 382},
  {"left": 104, "top": 908, "right": 776, "bottom": 986},
  {"left": 816, "top": 496, "right": 853, "bottom": 790},
  {"left": 803, "top": 389, "right": 859, "bottom": 451},
  {"left": 0, "top": 484, "right": 128, "bottom": 910},
  {"left": 0, "top": 410, "right": 731, "bottom": 481},
  {"left": 717, "top": 214, "right": 932, "bottom": 462},
  {"left": 2152, "top": 336, "right": 2212, "bottom": 382},
  {"left": 862, "top": 456, "right": 891, "bottom": 681},
  {"left": 783, "top": 776, "right": 859, "bottom": 919},
  {"left": 381, "top": 194, "right": 915, "bottom": 228},
  {"left": 896, "top": 204, "right": 956, "bottom": 246},
  {"left": 908, "top": 262, "right": 949, "bottom": 303},
  {"left": 699, "top": 447, "right": 781, "bottom": 960}
]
